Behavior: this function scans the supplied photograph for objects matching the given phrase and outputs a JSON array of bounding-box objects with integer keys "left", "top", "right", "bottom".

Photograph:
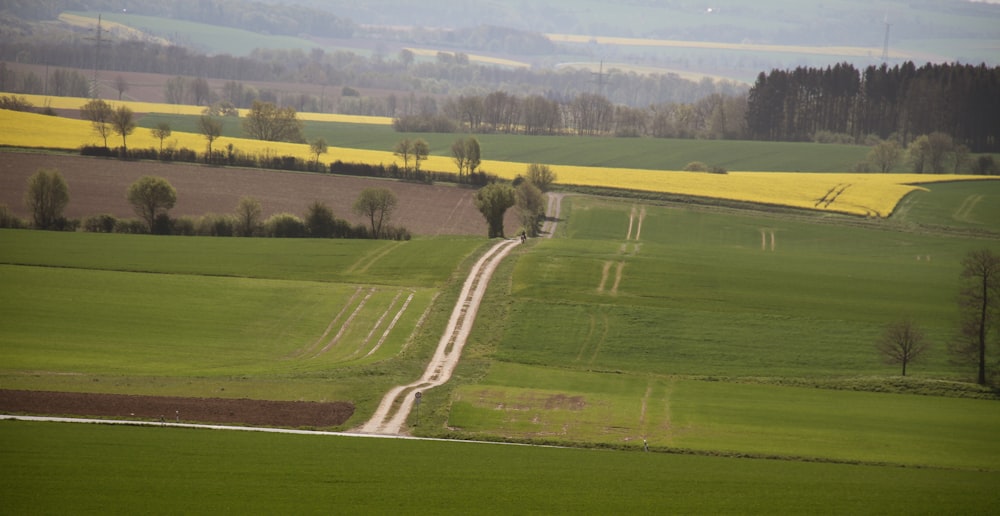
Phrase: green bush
[
  {"left": 114, "top": 218, "right": 147, "bottom": 234},
  {"left": 0, "top": 204, "right": 27, "bottom": 229},
  {"left": 683, "top": 161, "right": 708, "bottom": 172},
  {"left": 263, "top": 213, "right": 307, "bottom": 238},
  {"left": 83, "top": 214, "right": 118, "bottom": 233},
  {"left": 196, "top": 214, "right": 237, "bottom": 237},
  {"left": 172, "top": 217, "right": 197, "bottom": 236}
]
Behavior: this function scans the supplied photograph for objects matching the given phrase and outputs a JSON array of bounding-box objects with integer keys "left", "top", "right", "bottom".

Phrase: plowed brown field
[
  {"left": 1, "top": 151, "right": 517, "bottom": 236},
  {"left": 0, "top": 390, "right": 354, "bottom": 428}
]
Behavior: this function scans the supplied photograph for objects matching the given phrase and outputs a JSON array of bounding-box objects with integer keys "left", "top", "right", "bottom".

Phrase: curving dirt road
[{"left": 356, "top": 193, "right": 565, "bottom": 435}]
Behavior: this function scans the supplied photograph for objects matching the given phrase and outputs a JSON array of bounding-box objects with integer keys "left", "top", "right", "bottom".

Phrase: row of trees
[
  {"left": 747, "top": 62, "right": 1000, "bottom": 152},
  {"left": 9, "top": 168, "right": 408, "bottom": 240},
  {"left": 392, "top": 90, "right": 747, "bottom": 139}
]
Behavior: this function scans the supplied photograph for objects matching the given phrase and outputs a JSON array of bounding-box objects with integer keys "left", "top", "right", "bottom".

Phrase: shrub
[
  {"left": 80, "top": 146, "right": 116, "bottom": 157},
  {"left": 52, "top": 217, "right": 80, "bottom": 232},
  {"left": 0, "top": 95, "right": 33, "bottom": 112},
  {"left": 970, "top": 155, "right": 998, "bottom": 176},
  {"left": 709, "top": 165, "right": 728, "bottom": 174},
  {"left": 813, "top": 130, "right": 855, "bottom": 144},
  {"left": 304, "top": 201, "right": 349, "bottom": 238},
  {"left": 0, "top": 204, "right": 27, "bottom": 229},
  {"left": 83, "top": 214, "right": 118, "bottom": 233},
  {"left": 151, "top": 213, "right": 173, "bottom": 235},
  {"left": 263, "top": 213, "right": 307, "bottom": 238},
  {"left": 382, "top": 225, "right": 412, "bottom": 241},
  {"left": 113, "top": 218, "right": 147, "bottom": 234},
  {"left": 172, "top": 216, "right": 196, "bottom": 236},
  {"left": 196, "top": 214, "right": 237, "bottom": 236},
  {"left": 683, "top": 161, "right": 709, "bottom": 172}
]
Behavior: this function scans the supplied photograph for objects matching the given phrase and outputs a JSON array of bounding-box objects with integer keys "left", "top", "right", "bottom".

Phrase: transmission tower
[
  {"left": 880, "top": 12, "right": 892, "bottom": 65},
  {"left": 85, "top": 14, "right": 109, "bottom": 98}
]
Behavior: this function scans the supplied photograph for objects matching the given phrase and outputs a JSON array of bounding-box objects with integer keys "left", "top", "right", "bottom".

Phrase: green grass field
[
  {"left": 2, "top": 420, "right": 997, "bottom": 514},
  {"left": 136, "top": 113, "right": 874, "bottom": 172},
  {"left": 426, "top": 192, "right": 1000, "bottom": 472},
  {"left": 0, "top": 231, "right": 485, "bottom": 411}
]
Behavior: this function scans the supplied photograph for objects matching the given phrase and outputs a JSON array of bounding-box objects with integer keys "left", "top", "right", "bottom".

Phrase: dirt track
[{"left": 357, "top": 193, "right": 564, "bottom": 435}]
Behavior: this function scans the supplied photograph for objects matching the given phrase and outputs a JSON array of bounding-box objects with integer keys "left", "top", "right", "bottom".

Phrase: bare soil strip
[
  {"left": 635, "top": 207, "right": 646, "bottom": 241},
  {"left": 292, "top": 287, "right": 363, "bottom": 358},
  {"left": 627, "top": 205, "right": 636, "bottom": 240},
  {"left": 611, "top": 261, "right": 625, "bottom": 295},
  {"left": 315, "top": 288, "right": 375, "bottom": 357},
  {"left": 350, "top": 290, "right": 404, "bottom": 359},
  {"left": 598, "top": 260, "right": 613, "bottom": 292},
  {"left": 0, "top": 390, "right": 354, "bottom": 428},
  {"left": 365, "top": 292, "right": 415, "bottom": 359}
]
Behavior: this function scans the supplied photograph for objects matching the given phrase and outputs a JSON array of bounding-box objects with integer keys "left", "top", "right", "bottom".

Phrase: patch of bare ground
[
  {"left": 0, "top": 389, "right": 354, "bottom": 428},
  {"left": 0, "top": 152, "right": 519, "bottom": 236}
]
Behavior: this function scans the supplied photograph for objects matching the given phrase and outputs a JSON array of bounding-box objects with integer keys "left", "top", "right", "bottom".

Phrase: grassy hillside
[
  {"left": 0, "top": 230, "right": 487, "bottom": 419},
  {"left": 424, "top": 193, "right": 1000, "bottom": 470}
]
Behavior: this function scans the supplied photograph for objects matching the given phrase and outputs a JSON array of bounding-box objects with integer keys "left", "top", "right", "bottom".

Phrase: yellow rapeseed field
[{"left": 3, "top": 108, "right": 995, "bottom": 217}]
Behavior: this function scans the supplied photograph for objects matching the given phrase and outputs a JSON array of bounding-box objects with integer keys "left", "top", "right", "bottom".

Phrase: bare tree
[
  {"left": 198, "top": 115, "right": 223, "bottom": 159},
  {"left": 151, "top": 122, "right": 171, "bottom": 153},
  {"left": 80, "top": 99, "right": 113, "bottom": 148},
  {"left": 412, "top": 138, "right": 429, "bottom": 172},
  {"left": 353, "top": 188, "right": 398, "bottom": 238},
  {"left": 242, "top": 101, "right": 303, "bottom": 142},
  {"left": 310, "top": 137, "right": 328, "bottom": 168},
  {"left": 952, "top": 248, "right": 1000, "bottom": 385},
  {"left": 110, "top": 105, "right": 136, "bottom": 151},
  {"left": 876, "top": 318, "right": 929, "bottom": 376},
  {"left": 235, "top": 196, "right": 262, "bottom": 237},
  {"left": 114, "top": 75, "right": 128, "bottom": 100},
  {"left": 393, "top": 138, "right": 412, "bottom": 172}
]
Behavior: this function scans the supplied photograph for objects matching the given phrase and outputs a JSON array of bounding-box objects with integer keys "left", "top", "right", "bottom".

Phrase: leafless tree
[
  {"left": 952, "top": 248, "right": 1000, "bottom": 384},
  {"left": 876, "top": 318, "right": 929, "bottom": 376}
]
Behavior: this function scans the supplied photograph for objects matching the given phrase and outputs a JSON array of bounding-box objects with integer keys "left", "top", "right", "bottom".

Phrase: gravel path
[{"left": 356, "top": 193, "right": 565, "bottom": 435}]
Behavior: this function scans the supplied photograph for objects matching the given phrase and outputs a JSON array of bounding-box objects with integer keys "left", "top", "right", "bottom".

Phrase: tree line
[
  {"left": 2, "top": 168, "right": 409, "bottom": 240},
  {"left": 746, "top": 62, "right": 1000, "bottom": 152}
]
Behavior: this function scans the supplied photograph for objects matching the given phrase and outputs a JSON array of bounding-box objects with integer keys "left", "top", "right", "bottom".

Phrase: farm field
[
  {"left": 0, "top": 230, "right": 487, "bottom": 419},
  {"left": 4, "top": 420, "right": 997, "bottom": 514},
  {"left": 4, "top": 108, "right": 997, "bottom": 219},
  {"left": 424, "top": 193, "right": 1000, "bottom": 472}
]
